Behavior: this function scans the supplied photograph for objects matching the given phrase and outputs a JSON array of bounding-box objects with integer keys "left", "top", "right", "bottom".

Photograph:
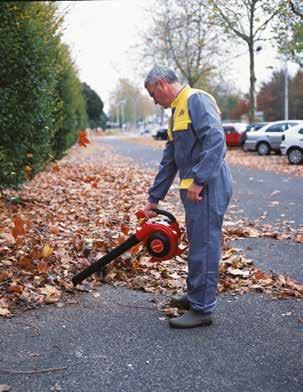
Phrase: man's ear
[{"left": 158, "top": 79, "right": 168, "bottom": 92}]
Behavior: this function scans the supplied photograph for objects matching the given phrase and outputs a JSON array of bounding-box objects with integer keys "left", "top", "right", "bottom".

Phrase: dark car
[
  {"left": 240, "top": 122, "right": 268, "bottom": 148},
  {"left": 152, "top": 127, "right": 168, "bottom": 140}
]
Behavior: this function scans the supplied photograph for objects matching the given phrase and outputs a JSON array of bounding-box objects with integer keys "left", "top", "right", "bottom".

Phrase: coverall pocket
[
  {"left": 211, "top": 165, "right": 232, "bottom": 225},
  {"left": 173, "top": 129, "right": 188, "bottom": 166}
]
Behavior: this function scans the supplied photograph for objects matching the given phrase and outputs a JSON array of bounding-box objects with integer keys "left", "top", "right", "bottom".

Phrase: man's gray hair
[{"left": 144, "top": 65, "right": 178, "bottom": 87}]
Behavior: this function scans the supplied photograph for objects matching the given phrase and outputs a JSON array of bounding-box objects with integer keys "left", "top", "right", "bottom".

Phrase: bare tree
[
  {"left": 141, "top": 0, "right": 223, "bottom": 88},
  {"left": 108, "top": 79, "right": 156, "bottom": 125},
  {"left": 208, "top": 0, "right": 282, "bottom": 122}
]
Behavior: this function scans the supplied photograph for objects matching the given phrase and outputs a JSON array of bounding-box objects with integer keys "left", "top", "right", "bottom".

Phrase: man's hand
[
  {"left": 187, "top": 183, "right": 203, "bottom": 203},
  {"left": 144, "top": 202, "right": 158, "bottom": 219}
]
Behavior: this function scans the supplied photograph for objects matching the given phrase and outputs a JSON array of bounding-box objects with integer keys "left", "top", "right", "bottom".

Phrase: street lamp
[
  {"left": 254, "top": 45, "right": 263, "bottom": 121},
  {"left": 284, "top": 52, "right": 289, "bottom": 121},
  {"left": 284, "top": 16, "right": 291, "bottom": 121}
]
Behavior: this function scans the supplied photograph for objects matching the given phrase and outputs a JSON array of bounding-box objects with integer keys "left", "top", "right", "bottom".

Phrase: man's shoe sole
[{"left": 169, "top": 318, "right": 213, "bottom": 329}]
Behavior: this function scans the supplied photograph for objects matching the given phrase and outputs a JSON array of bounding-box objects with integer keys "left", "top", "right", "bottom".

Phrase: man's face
[{"left": 146, "top": 80, "right": 171, "bottom": 109}]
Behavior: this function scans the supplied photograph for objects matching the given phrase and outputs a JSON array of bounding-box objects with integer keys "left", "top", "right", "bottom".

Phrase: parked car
[
  {"left": 151, "top": 127, "right": 168, "bottom": 140},
  {"left": 240, "top": 122, "right": 268, "bottom": 148},
  {"left": 139, "top": 125, "right": 150, "bottom": 135},
  {"left": 222, "top": 123, "right": 248, "bottom": 147},
  {"left": 280, "top": 123, "right": 303, "bottom": 164},
  {"left": 244, "top": 120, "right": 303, "bottom": 155}
]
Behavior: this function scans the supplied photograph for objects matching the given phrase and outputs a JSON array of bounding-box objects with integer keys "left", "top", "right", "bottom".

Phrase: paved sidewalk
[{"left": 0, "top": 284, "right": 302, "bottom": 392}]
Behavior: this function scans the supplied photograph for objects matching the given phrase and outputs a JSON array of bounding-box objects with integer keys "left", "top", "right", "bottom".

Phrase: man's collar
[{"left": 171, "top": 85, "right": 190, "bottom": 108}]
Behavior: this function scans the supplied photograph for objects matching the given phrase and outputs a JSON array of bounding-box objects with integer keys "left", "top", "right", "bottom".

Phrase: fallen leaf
[
  {"left": 164, "top": 307, "right": 181, "bottom": 317},
  {"left": 120, "top": 223, "right": 129, "bottom": 235},
  {"left": 78, "top": 130, "right": 90, "bottom": 147},
  {"left": 17, "top": 256, "right": 35, "bottom": 272},
  {"left": 285, "top": 276, "right": 303, "bottom": 294},
  {"left": 39, "top": 285, "right": 61, "bottom": 304},
  {"left": 52, "top": 164, "right": 60, "bottom": 172},
  {"left": 0, "top": 384, "right": 11, "bottom": 392},
  {"left": 24, "top": 165, "right": 32, "bottom": 179},
  {"left": 0, "top": 271, "right": 9, "bottom": 282},
  {"left": 50, "top": 225, "right": 59, "bottom": 234},
  {"left": 42, "top": 244, "right": 53, "bottom": 258},
  {"left": 8, "top": 283, "right": 23, "bottom": 294},
  {"left": 130, "top": 243, "right": 142, "bottom": 255},
  {"left": 0, "top": 308, "right": 11, "bottom": 317},
  {"left": 36, "top": 261, "right": 49, "bottom": 274},
  {"left": 11, "top": 216, "right": 26, "bottom": 240},
  {"left": 254, "top": 269, "right": 269, "bottom": 281},
  {"left": 295, "top": 233, "right": 303, "bottom": 243}
]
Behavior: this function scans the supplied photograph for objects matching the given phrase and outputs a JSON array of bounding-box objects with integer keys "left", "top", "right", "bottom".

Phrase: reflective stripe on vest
[{"left": 167, "top": 115, "right": 173, "bottom": 141}]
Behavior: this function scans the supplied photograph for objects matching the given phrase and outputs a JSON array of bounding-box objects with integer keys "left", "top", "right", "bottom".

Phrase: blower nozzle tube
[{"left": 72, "top": 234, "right": 141, "bottom": 286}]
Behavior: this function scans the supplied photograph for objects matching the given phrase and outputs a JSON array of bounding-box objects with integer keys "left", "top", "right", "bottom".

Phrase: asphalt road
[
  {"left": 101, "top": 136, "right": 303, "bottom": 226},
  {"left": 1, "top": 135, "right": 302, "bottom": 392}
]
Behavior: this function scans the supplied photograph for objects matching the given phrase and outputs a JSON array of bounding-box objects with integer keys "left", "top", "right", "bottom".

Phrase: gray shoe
[
  {"left": 169, "top": 309, "right": 213, "bottom": 329},
  {"left": 169, "top": 294, "right": 190, "bottom": 309}
]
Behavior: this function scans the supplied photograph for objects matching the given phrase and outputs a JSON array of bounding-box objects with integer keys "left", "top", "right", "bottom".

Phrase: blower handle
[{"left": 153, "top": 208, "right": 176, "bottom": 224}]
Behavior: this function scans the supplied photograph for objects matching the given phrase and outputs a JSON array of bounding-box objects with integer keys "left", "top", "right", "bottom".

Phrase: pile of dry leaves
[{"left": 0, "top": 137, "right": 302, "bottom": 318}]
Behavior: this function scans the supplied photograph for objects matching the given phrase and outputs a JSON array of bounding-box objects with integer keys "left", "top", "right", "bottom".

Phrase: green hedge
[
  {"left": 0, "top": 2, "right": 88, "bottom": 188},
  {"left": 82, "top": 82, "right": 107, "bottom": 130},
  {"left": 54, "top": 45, "right": 88, "bottom": 159}
]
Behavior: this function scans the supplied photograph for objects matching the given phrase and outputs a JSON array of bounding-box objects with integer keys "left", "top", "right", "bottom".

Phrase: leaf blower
[{"left": 72, "top": 209, "right": 185, "bottom": 286}]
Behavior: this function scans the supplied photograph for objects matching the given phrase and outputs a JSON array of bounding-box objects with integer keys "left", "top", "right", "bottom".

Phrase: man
[{"left": 144, "top": 66, "right": 233, "bottom": 329}]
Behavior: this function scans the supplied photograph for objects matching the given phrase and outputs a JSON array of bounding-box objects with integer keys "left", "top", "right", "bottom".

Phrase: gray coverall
[{"left": 148, "top": 85, "right": 233, "bottom": 314}]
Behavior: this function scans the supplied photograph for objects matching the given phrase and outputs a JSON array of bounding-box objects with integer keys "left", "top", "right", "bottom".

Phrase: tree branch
[
  {"left": 288, "top": 0, "right": 303, "bottom": 18},
  {"left": 209, "top": 0, "right": 249, "bottom": 42},
  {"left": 253, "top": 8, "right": 281, "bottom": 37}
]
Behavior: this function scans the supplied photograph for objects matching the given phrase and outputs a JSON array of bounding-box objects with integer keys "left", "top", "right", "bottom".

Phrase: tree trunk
[{"left": 248, "top": 42, "right": 256, "bottom": 123}]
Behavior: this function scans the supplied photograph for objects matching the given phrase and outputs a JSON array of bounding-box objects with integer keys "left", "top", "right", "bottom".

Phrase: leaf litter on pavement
[{"left": 0, "top": 136, "right": 302, "bottom": 318}]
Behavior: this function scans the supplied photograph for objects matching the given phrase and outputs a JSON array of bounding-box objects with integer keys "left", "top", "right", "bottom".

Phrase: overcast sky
[{"left": 59, "top": 0, "right": 299, "bottom": 113}]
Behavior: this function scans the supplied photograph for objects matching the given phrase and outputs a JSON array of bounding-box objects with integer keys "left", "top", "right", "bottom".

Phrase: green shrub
[
  {"left": 53, "top": 45, "right": 88, "bottom": 159},
  {"left": 0, "top": 2, "right": 88, "bottom": 188}
]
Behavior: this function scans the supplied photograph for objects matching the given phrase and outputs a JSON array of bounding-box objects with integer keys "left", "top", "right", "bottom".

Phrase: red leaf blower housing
[{"left": 72, "top": 209, "right": 185, "bottom": 286}]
